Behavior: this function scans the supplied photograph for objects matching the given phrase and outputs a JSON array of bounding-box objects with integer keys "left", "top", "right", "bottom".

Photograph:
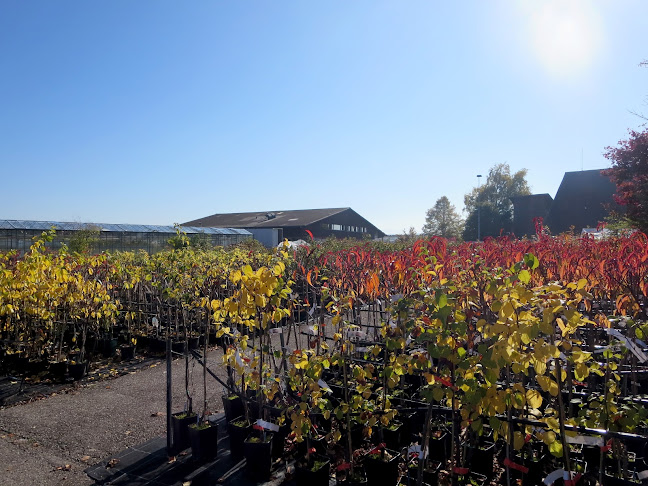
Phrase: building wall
[
  {"left": 546, "top": 170, "right": 621, "bottom": 234},
  {"left": 279, "top": 209, "right": 383, "bottom": 240},
  {"left": 511, "top": 194, "right": 553, "bottom": 237}
]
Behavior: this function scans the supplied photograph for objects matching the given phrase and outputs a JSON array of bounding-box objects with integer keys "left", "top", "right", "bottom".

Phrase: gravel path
[
  {"left": 0, "top": 318, "right": 354, "bottom": 486},
  {"left": 0, "top": 350, "right": 228, "bottom": 486}
]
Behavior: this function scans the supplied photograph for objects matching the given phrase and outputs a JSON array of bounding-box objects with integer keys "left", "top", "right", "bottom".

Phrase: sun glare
[{"left": 525, "top": 0, "right": 604, "bottom": 80}]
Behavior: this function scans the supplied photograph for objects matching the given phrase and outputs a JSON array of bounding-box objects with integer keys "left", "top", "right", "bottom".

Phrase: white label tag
[
  {"left": 409, "top": 347, "right": 425, "bottom": 355},
  {"left": 308, "top": 303, "right": 316, "bottom": 316},
  {"left": 318, "top": 379, "right": 332, "bottom": 393},
  {"left": 637, "top": 469, "right": 648, "bottom": 480},
  {"left": 307, "top": 325, "right": 317, "bottom": 335},
  {"left": 256, "top": 419, "right": 280, "bottom": 432},
  {"left": 543, "top": 469, "right": 564, "bottom": 485},
  {"left": 235, "top": 351, "right": 244, "bottom": 367},
  {"left": 348, "top": 330, "right": 365, "bottom": 340},
  {"left": 269, "top": 327, "right": 283, "bottom": 334},
  {"left": 566, "top": 435, "right": 603, "bottom": 446},
  {"left": 607, "top": 328, "right": 648, "bottom": 362},
  {"left": 407, "top": 444, "right": 428, "bottom": 459}
]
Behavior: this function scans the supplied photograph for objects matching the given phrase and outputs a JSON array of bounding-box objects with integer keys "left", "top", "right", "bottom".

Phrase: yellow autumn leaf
[{"left": 526, "top": 389, "right": 543, "bottom": 409}]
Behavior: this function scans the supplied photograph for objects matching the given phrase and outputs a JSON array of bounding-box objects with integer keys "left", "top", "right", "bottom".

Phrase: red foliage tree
[{"left": 603, "top": 128, "right": 648, "bottom": 234}]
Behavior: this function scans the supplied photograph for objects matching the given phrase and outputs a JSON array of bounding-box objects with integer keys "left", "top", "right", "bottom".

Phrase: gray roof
[
  {"left": 0, "top": 219, "right": 251, "bottom": 236},
  {"left": 184, "top": 208, "right": 350, "bottom": 228}
]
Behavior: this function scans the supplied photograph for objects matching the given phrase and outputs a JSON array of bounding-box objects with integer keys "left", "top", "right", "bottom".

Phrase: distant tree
[
  {"left": 68, "top": 225, "right": 100, "bottom": 254},
  {"left": 603, "top": 128, "right": 648, "bottom": 234},
  {"left": 463, "top": 163, "right": 531, "bottom": 240},
  {"left": 168, "top": 224, "right": 190, "bottom": 249},
  {"left": 396, "top": 226, "right": 419, "bottom": 245},
  {"left": 422, "top": 196, "right": 464, "bottom": 240}
]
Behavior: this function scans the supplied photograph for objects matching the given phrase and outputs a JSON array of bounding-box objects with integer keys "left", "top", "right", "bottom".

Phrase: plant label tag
[
  {"left": 308, "top": 303, "right": 316, "bottom": 316},
  {"left": 607, "top": 328, "right": 648, "bottom": 363},
  {"left": 407, "top": 444, "right": 428, "bottom": 459},
  {"left": 566, "top": 435, "right": 603, "bottom": 446},
  {"left": 543, "top": 469, "right": 564, "bottom": 485},
  {"left": 235, "top": 351, "right": 244, "bottom": 367},
  {"left": 637, "top": 470, "right": 648, "bottom": 480},
  {"left": 318, "top": 379, "right": 332, "bottom": 394},
  {"left": 348, "top": 330, "right": 365, "bottom": 340},
  {"left": 256, "top": 419, "right": 279, "bottom": 432},
  {"left": 307, "top": 325, "right": 317, "bottom": 335},
  {"left": 269, "top": 327, "right": 283, "bottom": 334}
]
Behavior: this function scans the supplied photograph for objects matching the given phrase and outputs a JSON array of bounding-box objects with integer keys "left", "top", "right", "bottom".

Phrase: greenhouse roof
[{"left": 0, "top": 220, "right": 251, "bottom": 236}]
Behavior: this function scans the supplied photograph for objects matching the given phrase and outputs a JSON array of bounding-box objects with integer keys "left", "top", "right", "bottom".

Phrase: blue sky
[{"left": 1, "top": 1, "right": 646, "bottom": 235}]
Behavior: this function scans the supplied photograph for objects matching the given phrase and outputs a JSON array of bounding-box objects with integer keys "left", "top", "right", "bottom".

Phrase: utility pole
[{"left": 476, "top": 174, "right": 482, "bottom": 241}]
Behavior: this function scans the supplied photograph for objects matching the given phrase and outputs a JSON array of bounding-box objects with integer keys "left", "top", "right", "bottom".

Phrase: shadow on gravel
[{"left": 0, "top": 356, "right": 163, "bottom": 408}]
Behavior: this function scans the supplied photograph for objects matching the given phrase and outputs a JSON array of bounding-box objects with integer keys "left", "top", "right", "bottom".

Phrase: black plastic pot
[
  {"left": 244, "top": 432, "right": 273, "bottom": 481},
  {"left": 337, "top": 468, "right": 368, "bottom": 486},
  {"left": 150, "top": 338, "right": 166, "bottom": 354},
  {"left": 48, "top": 361, "right": 68, "bottom": 382},
  {"left": 382, "top": 421, "right": 404, "bottom": 450},
  {"left": 188, "top": 336, "right": 200, "bottom": 351},
  {"left": 189, "top": 422, "right": 218, "bottom": 462},
  {"left": 467, "top": 441, "right": 495, "bottom": 479},
  {"left": 170, "top": 412, "right": 197, "bottom": 455},
  {"left": 227, "top": 418, "right": 251, "bottom": 458},
  {"left": 295, "top": 454, "right": 331, "bottom": 486},
  {"left": 428, "top": 430, "right": 450, "bottom": 462},
  {"left": 68, "top": 362, "right": 88, "bottom": 380},
  {"left": 172, "top": 340, "right": 186, "bottom": 355},
  {"left": 120, "top": 345, "right": 135, "bottom": 361},
  {"left": 101, "top": 338, "right": 118, "bottom": 358},
  {"left": 222, "top": 395, "right": 244, "bottom": 422},
  {"left": 271, "top": 422, "right": 290, "bottom": 459},
  {"left": 364, "top": 449, "right": 400, "bottom": 486},
  {"left": 24, "top": 359, "right": 48, "bottom": 377}
]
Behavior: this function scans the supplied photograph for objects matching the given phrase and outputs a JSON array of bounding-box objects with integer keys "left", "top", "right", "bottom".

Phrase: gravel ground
[
  {"left": 0, "top": 350, "right": 228, "bottom": 486},
  {"left": 0, "top": 316, "right": 365, "bottom": 486}
]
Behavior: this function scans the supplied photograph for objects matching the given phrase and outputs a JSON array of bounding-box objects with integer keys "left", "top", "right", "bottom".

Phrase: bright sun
[{"left": 525, "top": 0, "right": 604, "bottom": 79}]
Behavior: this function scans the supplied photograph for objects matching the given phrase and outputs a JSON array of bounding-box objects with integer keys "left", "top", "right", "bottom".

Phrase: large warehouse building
[{"left": 183, "top": 207, "right": 385, "bottom": 245}]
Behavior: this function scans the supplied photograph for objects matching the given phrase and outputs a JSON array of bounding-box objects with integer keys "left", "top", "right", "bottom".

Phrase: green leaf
[
  {"left": 518, "top": 270, "right": 530, "bottom": 284},
  {"left": 548, "top": 439, "right": 563, "bottom": 457},
  {"left": 524, "top": 253, "right": 539, "bottom": 270}
]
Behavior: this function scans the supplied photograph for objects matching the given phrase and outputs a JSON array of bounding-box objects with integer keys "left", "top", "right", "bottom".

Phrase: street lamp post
[{"left": 476, "top": 174, "right": 482, "bottom": 241}]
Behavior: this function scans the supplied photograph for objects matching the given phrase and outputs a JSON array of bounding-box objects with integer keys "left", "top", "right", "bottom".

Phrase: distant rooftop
[
  {"left": 0, "top": 219, "right": 251, "bottom": 236},
  {"left": 184, "top": 208, "right": 350, "bottom": 228}
]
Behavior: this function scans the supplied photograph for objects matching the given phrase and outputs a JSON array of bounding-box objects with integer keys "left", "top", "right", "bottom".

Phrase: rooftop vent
[{"left": 266, "top": 213, "right": 276, "bottom": 220}]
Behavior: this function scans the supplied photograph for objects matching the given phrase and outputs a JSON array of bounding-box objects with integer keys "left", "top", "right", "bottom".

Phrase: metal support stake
[{"left": 166, "top": 332, "right": 172, "bottom": 455}]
